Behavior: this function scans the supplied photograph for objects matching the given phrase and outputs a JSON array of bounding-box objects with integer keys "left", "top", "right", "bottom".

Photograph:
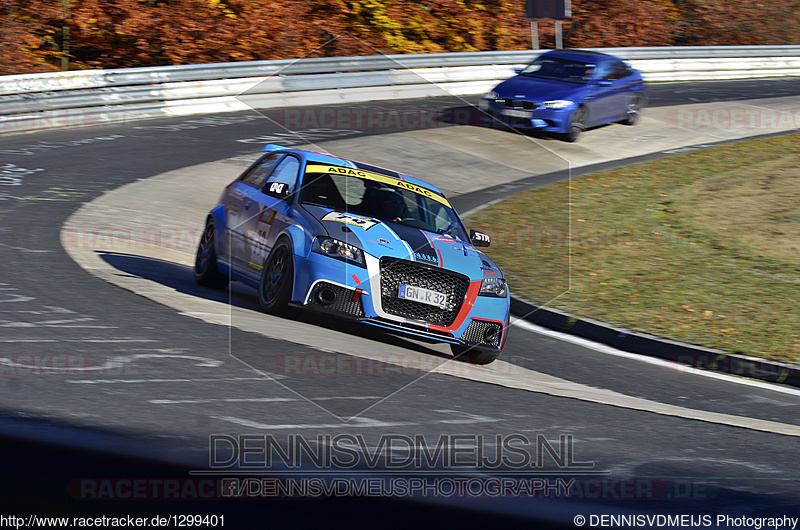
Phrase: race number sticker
[{"left": 321, "top": 211, "right": 378, "bottom": 230}]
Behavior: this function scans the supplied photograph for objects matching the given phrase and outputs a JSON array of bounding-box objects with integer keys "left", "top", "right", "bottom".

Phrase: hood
[
  {"left": 494, "top": 75, "right": 583, "bottom": 102},
  {"left": 306, "top": 206, "right": 485, "bottom": 279}
]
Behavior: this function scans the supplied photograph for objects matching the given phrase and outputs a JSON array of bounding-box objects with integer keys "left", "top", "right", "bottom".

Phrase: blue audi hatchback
[
  {"left": 479, "top": 49, "right": 646, "bottom": 141},
  {"left": 194, "top": 145, "right": 510, "bottom": 364}
]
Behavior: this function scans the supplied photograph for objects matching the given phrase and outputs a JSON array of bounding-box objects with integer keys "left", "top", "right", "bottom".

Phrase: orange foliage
[{"left": 1, "top": 0, "right": 798, "bottom": 75}]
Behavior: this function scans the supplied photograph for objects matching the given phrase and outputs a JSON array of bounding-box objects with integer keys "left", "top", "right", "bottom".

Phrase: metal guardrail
[
  {"left": 3, "top": 46, "right": 800, "bottom": 95},
  {"left": 0, "top": 51, "right": 535, "bottom": 95},
  {"left": 1, "top": 46, "right": 799, "bottom": 135}
]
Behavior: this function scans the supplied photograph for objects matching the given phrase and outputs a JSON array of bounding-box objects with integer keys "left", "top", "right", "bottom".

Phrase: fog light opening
[
  {"left": 317, "top": 287, "right": 337, "bottom": 306},
  {"left": 483, "top": 326, "right": 499, "bottom": 344}
]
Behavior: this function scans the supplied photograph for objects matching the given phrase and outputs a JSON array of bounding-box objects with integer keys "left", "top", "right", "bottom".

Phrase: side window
[
  {"left": 615, "top": 61, "right": 629, "bottom": 80},
  {"left": 264, "top": 156, "right": 300, "bottom": 195},
  {"left": 241, "top": 154, "right": 281, "bottom": 188},
  {"left": 596, "top": 63, "right": 613, "bottom": 82},
  {"left": 602, "top": 60, "right": 627, "bottom": 81}
]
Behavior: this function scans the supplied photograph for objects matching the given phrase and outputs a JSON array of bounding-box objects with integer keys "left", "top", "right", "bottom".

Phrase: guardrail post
[
  {"left": 531, "top": 21, "right": 539, "bottom": 50},
  {"left": 555, "top": 20, "right": 563, "bottom": 49}
]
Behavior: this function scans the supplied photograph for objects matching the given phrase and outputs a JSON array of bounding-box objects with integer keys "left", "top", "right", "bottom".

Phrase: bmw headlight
[
  {"left": 540, "top": 100, "right": 573, "bottom": 109},
  {"left": 479, "top": 276, "right": 507, "bottom": 297},
  {"left": 479, "top": 91, "right": 500, "bottom": 110},
  {"left": 312, "top": 237, "right": 366, "bottom": 268}
]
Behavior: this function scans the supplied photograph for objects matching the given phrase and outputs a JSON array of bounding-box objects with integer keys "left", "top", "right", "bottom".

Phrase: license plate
[
  {"left": 398, "top": 284, "right": 447, "bottom": 309},
  {"left": 500, "top": 108, "right": 532, "bottom": 119}
]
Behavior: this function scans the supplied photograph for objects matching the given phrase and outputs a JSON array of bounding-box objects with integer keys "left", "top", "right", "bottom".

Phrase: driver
[{"left": 375, "top": 188, "right": 406, "bottom": 223}]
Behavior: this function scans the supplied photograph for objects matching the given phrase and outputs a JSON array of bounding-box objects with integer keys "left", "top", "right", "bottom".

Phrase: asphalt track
[{"left": 2, "top": 78, "right": 800, "bottom": 523}]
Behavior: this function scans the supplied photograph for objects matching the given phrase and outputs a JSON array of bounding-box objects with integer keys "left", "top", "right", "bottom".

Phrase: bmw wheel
[
  {"left": 194, "top": 218, "right": 229, "bottom": 289},
  {"left": 258, "top": 238, "right": 294, "bottom": 314},
  {"left": 561, "top": 106, "right": 586, "bottom": 142},
  {"left": 622, "top": 95, "right": 642, "bottom": 126}
]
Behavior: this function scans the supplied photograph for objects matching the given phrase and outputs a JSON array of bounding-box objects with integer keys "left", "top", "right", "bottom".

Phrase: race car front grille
[
  {"left": 379, "top": 258, "right": 470, "bottom": 327},
  {"left": 462, "top": 319, "right": 503, "bottom": 347},
  {"left": 307, "top": 282, "right": 364, "bottom": 317}
]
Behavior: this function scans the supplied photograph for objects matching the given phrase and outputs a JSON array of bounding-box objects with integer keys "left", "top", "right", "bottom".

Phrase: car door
[
  {"left": 593, "top": 60, "right": 631, "bottom": 124},
  {"left": 613, "top": 61, "right": 641, "bottom": 121},
  {"left": 241, "top": 154, "right": 301, "bottom": 277},
  {"left": 226, "top": 153, "right": 282, "bottom": 270}
]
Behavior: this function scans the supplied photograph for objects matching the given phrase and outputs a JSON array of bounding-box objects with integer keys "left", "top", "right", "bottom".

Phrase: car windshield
[
  {"left": 300, "top": 167, "right": 468, "bottom": 241},
  {"left": 519, "top": 57, "right": 595, "bottom": 84}
]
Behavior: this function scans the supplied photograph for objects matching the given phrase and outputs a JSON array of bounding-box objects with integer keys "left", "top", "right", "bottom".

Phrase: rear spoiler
[{"left": 261, "top": 144, "right": 290, "bottom": 152}]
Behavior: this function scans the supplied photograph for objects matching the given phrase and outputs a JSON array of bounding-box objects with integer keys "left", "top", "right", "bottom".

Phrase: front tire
[
  {"left": 194, "top": 219, "right": 229, "bottom": 290},
  {"left": 560, "top": 106, "right": 586, "bottom": 142},
  {"left": 622, "top": 94, "right": 642, "bottom": 126},
  {"left": 258, "top": 239, "right": 294, "bottom": 314},
  {"left": 450, "top": 344, "right": 500, "bottom": 365}
]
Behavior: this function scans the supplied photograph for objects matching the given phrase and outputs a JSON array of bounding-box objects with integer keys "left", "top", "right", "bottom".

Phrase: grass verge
[{"left": 467, "top": 132, "right": 800, "bottom": 363}]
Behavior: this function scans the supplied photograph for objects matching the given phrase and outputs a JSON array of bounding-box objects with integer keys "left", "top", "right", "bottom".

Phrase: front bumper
[
  {"left": 292, "top": 251, "right": 509, "bottom": 351},
  {"left": 479, "top": 98, "right": 573, "bottom": 133}
]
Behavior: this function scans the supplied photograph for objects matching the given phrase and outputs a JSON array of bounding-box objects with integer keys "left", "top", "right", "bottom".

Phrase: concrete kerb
[
  {"left": 509, "top": 287, "right": 800, "bottom": 390},
  {"left": 447, "top": 128, "right": 800, "bottom": 390}
]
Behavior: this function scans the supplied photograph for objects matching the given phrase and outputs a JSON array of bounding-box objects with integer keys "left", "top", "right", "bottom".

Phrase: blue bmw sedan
[{"left": 479, "top": 49, "right": 646, "bottom": 142}]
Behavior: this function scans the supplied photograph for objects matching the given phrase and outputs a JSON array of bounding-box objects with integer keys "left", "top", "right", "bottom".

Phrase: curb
[{"left": 510, "top": 296, "right": 800, "bottom": 389}]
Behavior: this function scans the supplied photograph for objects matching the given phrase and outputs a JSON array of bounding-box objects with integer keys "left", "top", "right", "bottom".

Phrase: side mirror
[
  {"left": 470, "top": 229, "right": 491, "bottom": 248},
  {"left": 263, "top": 181, "right": 292, "bottom": 200},
  {"left": 513, "top": 67, "right": 523, "bottom": 74}
]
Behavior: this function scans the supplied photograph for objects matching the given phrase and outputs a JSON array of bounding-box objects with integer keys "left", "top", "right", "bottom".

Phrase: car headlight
[
  {"left": 479, "top": 276, "right": 507, "bottom": 297},
  {"left": 483, "top": 91, "right": 500, "bottom": 100},
  {"left": 540, "top": 100, "right": 573, "bottom": 109},
  {"left": 312, "top": 237, "right": 366, "bottom": 268}
]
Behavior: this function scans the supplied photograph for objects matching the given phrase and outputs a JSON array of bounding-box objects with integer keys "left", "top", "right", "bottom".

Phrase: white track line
[{"left": 512, "top": 318, "right": 800, "bottom": 398}]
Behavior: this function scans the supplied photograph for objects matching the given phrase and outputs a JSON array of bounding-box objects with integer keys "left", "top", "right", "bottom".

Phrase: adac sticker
[
  {"left": 305, "top": 164, "right": 452, "bottom": 208},
  {"left": 321, "top": 211, "right": 378, "bottom": 230}
]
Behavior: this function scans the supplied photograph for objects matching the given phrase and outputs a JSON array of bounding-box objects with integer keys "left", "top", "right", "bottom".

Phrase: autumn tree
[
  {"left": 1, "top": 0, "right": 799, "bottom": 75},
  {"left": 564, "top": 0, "right": 674, "bottom": 48},
  {"left": 1, "top": 1, "right": 65, "bottom": 74}
]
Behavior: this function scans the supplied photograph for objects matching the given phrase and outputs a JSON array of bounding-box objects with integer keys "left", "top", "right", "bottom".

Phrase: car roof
[
  {"left": 538, "top": 49, "right": 617, "bottom": 63},
  {"left": 266, "top": 145, "right": 446, "bottom": 197}
]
